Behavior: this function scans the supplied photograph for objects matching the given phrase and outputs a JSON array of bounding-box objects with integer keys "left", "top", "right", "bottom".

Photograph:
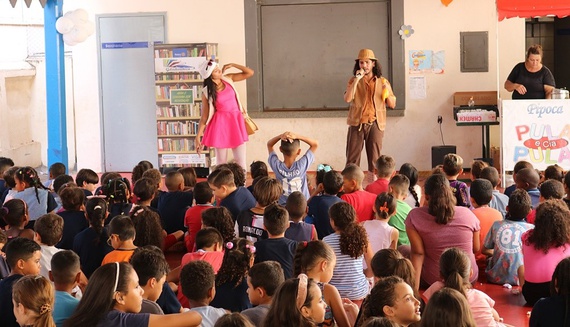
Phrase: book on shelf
[
  {"left": 156, "top": 121, "right": 199, "bottom": 136},
  {"left": 156, "top": 104, "right": 201, "bottom": 118},
  {"left": 154, "top": 42, "right": 217, "bottom": 170}
]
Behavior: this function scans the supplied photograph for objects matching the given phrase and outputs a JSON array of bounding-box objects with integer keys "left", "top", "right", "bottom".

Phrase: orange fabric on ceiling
[{"left": 497, "top": 0, "right": 570, "bottom": 21}]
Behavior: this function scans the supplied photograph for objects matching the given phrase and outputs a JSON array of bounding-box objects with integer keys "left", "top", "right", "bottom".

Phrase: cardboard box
[{"left": 453, "top": 91, "right": 498, "bottom": 106}]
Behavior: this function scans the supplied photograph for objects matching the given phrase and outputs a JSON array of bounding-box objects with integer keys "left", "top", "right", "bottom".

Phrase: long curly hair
[
  {"left": 201, "top": 207, "right": 236, "bottom": 243},
  {"left": 425, "top": 173, "right": 456, "bottom": 224},
  {"left": 130, "top": 205, "right": 164, "bottom": 249},
  {"left": 526, "top": 200, "right": 570, "bottom": 253},
  {"left": 216, "top": 238, "right": 254, "bottom": 287},
  {"left": 329, "top": 202, "right": 368, "bottom": 258}
]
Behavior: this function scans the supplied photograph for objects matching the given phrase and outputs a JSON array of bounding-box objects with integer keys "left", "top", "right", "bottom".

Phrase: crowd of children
[{"left": 3, "top": 135, "right": 570, "bottom": 326}]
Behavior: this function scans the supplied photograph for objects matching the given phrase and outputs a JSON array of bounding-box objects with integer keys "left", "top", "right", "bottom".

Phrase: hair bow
[{"left": 317, "top": 164, "right": 332, "bottom": 172}]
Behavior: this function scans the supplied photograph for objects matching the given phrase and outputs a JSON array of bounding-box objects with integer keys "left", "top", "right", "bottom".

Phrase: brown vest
[{"left": 346, "top": 76, "right": 389, "bottom": 130}]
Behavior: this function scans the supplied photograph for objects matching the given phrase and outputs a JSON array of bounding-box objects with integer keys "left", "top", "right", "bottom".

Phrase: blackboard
[{"left": 245, "top": 0, "right": 405, "bottom": 115}]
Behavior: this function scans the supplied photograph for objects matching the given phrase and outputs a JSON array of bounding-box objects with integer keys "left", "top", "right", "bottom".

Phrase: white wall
[{"left": 11, "top": 0, "right": 525, "bottom": 172}]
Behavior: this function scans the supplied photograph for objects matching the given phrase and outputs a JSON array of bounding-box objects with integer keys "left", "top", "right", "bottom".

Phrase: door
[{"left": 97, "top": 13, "right": 165, "bottom": 171}]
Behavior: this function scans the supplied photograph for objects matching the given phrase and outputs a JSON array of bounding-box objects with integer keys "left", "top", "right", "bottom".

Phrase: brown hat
[{"left": 357, "top": 49, "right": 377, "bottom": 60}]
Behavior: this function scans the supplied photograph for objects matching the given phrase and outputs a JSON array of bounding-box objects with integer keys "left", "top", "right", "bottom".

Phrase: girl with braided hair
[{"left": 13, "top": 166, "right": 57, "bottom": 226}]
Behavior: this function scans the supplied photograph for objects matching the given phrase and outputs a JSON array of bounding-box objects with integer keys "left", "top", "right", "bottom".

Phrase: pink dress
[{"left": 202, "top": 80, "right": 249, "bottom": 148}]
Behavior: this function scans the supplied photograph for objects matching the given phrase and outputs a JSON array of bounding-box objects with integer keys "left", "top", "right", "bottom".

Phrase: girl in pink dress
[{"left": 195, "top": 58, "right": 254, "bottom": 170}]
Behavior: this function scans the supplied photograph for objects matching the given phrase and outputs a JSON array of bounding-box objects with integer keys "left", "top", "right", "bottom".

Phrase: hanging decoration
[
  {"left": 441, "top": 0, "right": 454, "bottom": 6},
  {"left": 55, "top": 9, "right": 95, "bottom": 46},
  {"left": 398, "top": 25, "right": 415, "bottom": 40}
]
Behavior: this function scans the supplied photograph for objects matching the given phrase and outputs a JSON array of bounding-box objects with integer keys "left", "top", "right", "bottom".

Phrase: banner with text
[{"left": 502, "top": 99, "right": 570, "bottom": 171}]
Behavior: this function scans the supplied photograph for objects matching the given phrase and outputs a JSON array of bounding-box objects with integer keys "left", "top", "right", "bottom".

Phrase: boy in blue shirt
[
  {"left": 207, "top": 168, "right": 256, "bottom": 223},
  {"left": 50, "top": 250, "right": 81, "bottom": 327},
  {"left": 254, "top": 204, "right": 297, "bottom": 279},
  {"left": 482, "top": 189, "right": 534, "bottom": 286},
  {"left": 308, "top": 170, "right": 344, "bottom": 239},
  {"left": 158, "top": 171, "right": 193, "bottom": 234},
  {"left": 267, "top": 131, "right": 318, "bottom": 205},
  {"left": 515, "top": 168, "right": 541, "bottom": 208}
]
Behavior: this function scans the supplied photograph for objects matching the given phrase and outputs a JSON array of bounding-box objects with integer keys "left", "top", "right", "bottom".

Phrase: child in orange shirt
[
  {"left": 470, "top": 179, "right": 502, "bottom": 269},
  {"left": 101, "top": 215, "right": 137, "bottom": 265}
]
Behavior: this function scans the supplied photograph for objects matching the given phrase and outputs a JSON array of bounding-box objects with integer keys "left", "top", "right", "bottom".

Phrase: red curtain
[{"left": 497, "top": 0, "right": 570, "bottom": 21}]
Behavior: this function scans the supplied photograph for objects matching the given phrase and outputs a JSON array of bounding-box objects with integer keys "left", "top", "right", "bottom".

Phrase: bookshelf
[{"left": 154, "top": 43, "right": 218, "bottom": 174}]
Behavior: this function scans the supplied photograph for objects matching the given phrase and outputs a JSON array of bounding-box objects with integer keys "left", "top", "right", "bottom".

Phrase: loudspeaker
[{"left": 431, "top": 145, "right": 457, "bottom": 168}]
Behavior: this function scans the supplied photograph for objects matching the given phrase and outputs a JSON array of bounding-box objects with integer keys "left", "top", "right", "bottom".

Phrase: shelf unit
[{"left": 154, "top": 43, "right": 218, "bottom": 175}]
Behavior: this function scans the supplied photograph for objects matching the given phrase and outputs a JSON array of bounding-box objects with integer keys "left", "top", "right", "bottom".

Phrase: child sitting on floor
[
  {"left": 363, "top": 192, "right": 398, "bottom": 253},
  {"left": 50, "top": 250, "right": 81, "bottom": 327},
  {"left": 365, "top": 155, "right": 395, "bottom": 195},
  {"left": 254, "top": 204, "right": 298, "bottom": 279},
  {"left": 267, "top": 131, "right": 318, "bottom": 205},
  {"left": 285, "top": 191, "right": 317, "bottom": 242},
  {"left": 515, "top": 168, "right": 541, "bottom": 208},
  {"left": 101, "top": 215, "right": 137, "bottom": 265},
  {"left": 483, "top": 189, "right": 534, "bottom": 286},
  {"left": 184, "top": 182, "right": 214, "bottom": 252},
  {"left": 130, "top": 246, "right": 170, "bottom": 314},
  {"left": 181, "top": 261, "right": 228, "bottom": 326},
  {"left": 241, "top": 261, "right": 285, "bottom": 326},
  {"left": 442, "top": 154, "right": 470, "bottom": 208},
  {"left": 208, "top": 169, "right": 256, "bottom": 223},
  {"left": 175, "top": 228, "right": 225, "bottom": 308},
  {"left": 387, "top": 175, "right": 412, "bottom": 249},
  {"left": 157, "top": 171, "right": 193, "bottom": 235},
  {"left": 307, "top": 170, "right": 344, "bottom": 240},
  {"left": 237, "top": 177, "right": 281, "bottom": 243},
  {"left": 210, "top": 238, "right": 255, "bottom": 312},
  {"left": 340, "top": 164, "right": 377, "bottom": 222},
  {"left": 480, "top": 166, "right": 509, "bottom": 218},
  {"left": 423, "top": 247, "right": 503, "bottom": 326}
]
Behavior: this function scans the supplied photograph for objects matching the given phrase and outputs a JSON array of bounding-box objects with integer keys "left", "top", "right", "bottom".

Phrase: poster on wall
[
  {"left": 502, "top": 99, "right": 570, "bottom": 171},
  {"left": 409, "top": 50, "right": 445, "bottom": 74}
]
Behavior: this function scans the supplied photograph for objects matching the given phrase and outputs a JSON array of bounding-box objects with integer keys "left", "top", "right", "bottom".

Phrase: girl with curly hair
[
  {"left": 521, "top": 200, "right": 570, "bottom": 305},
  {"left": 323, "top": 202, "right": 373, "bottom": 307},
  {"left": 201, "top": 207, "right": 236, "bottom": 243},
  {"left": 210, "top": 237, "right": 255, "bottom": 312},
  {"left": 405, "top": 173, "right": 480, "bottom": 288}
]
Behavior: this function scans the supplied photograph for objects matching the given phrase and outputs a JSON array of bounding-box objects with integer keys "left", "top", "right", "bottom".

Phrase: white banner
[
  {"left": 160, "top": 153, "right": 206, "bottom": 165},
  {"left": 154, "top": 57, "right": 205, "bottom": 73},
  {"left": 502, "top": 99, "right": 570, "bottom": 171}
]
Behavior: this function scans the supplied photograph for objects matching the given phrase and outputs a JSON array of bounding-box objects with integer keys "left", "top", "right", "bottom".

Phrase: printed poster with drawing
[
  {"left": 409, "top": 50, "right": 445, "bottom": 74},
  {"left": 502, "top": 99, "right": 570, "bottom": 171}
]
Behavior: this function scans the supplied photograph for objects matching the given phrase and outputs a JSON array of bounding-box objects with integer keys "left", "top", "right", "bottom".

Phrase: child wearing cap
[{"left": 195, "top": 57, "right": 254, "bottom": 169}]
